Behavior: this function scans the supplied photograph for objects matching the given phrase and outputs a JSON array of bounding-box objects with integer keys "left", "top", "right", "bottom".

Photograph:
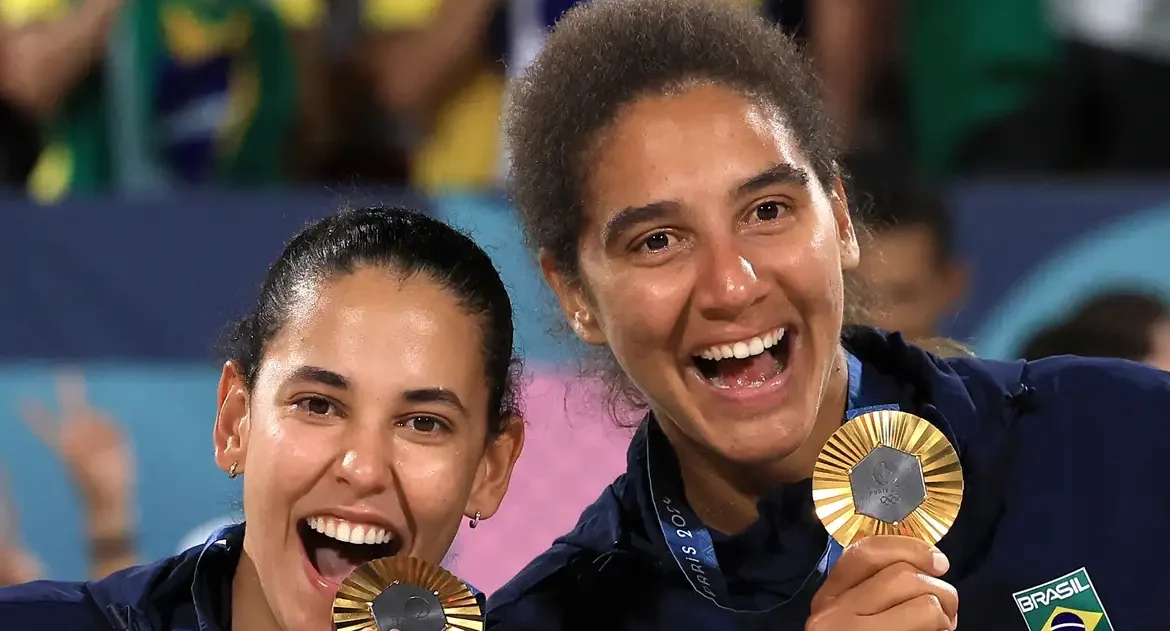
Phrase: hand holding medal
[
  {"left": 806, "top": 410, "right": 964, "bottom": 630},
  {"left": 333, "top": 557, "right": 482, "bottom": 631}
]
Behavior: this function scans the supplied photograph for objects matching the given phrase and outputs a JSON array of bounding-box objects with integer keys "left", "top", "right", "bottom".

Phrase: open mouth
[
  {"left": 298, "top": 516, "right": 401, "bottom": 585},
  {"left": 692, "top": 327, "right": 792, "bottom": 389}
]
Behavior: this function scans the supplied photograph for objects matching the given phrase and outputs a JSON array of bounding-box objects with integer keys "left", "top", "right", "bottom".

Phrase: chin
[
  {"left": 271, "top": 575, "right": 333, "bottom": 631},
  {"left": 703, "top": 408, "right": 816, "bottom": 467}
]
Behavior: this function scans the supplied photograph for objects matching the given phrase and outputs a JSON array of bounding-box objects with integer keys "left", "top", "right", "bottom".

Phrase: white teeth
[
  {"left": 748, "top": 337, "right": 764, "bottom": 356},
  {"left": 307, "top": 516, "right": 391, "bottom": 545},
  {"left": 696, "top": 327, "right": 786, "bottom": 361}
]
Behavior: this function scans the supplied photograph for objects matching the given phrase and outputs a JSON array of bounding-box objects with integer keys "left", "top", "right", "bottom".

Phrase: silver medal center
[{"left": 848, "top": 445, "right": 927, "bottom": 524}]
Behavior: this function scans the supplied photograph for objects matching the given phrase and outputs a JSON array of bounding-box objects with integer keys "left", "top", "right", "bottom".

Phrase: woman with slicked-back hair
[
  {"left": 0, "top": 206, "right": 527, "bottom": 631},
  {"left": 487, "top": 1, "right": 1170, "bottom": 630}
]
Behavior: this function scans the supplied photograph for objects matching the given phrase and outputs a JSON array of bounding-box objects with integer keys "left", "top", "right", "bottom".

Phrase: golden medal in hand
[{"left": 813, "top": 410, "right": 964, "bottom": 546}]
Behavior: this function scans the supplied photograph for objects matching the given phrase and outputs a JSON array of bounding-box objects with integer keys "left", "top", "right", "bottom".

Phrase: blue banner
[{"left": 0, "top": 188, "right": 427, "bottom": 360}]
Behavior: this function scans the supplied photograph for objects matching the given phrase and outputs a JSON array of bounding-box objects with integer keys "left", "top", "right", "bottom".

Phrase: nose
[
  {"left": 335, "top": 423, "right": 391, "bottom": 497},
  {"left": 693, "top": 240, "right": 767, "bottom": 319}
]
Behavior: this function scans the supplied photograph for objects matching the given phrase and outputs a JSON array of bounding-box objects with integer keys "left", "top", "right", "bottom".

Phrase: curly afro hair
[{"left": 504, "top": 0, "right": 842, "bottom": 280}]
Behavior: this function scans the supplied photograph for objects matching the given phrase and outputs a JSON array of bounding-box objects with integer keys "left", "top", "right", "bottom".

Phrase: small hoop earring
[
  {"left": 469, "top": 510, "right": 481, "bottom": 529},
  {"left": 228, "top": 462, "right": 239, "bottom": 479}
]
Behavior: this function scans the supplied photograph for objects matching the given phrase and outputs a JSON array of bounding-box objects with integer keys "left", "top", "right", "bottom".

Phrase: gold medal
[
  {"left": 332, "top": 556, "right": 482, "bottom": 631},
  {"left": 812, "top": 410, "right": 963, "bottom": 547}
]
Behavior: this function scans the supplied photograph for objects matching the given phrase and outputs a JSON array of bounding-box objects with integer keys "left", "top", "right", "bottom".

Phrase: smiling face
[
  {"left": 214, "top": 266, "right": 523, "bottom": 631},
  {"left": 545, "top": 84, "right": 858, "bottom": 474}
]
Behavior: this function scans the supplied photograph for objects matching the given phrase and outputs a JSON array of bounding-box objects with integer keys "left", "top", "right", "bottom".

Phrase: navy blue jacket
[
  {"left": 0, "top": 525, "right": 244, "bottom": 630},
  {"left": 487, "top": 330, "right": 1170, "bottom": 630}
]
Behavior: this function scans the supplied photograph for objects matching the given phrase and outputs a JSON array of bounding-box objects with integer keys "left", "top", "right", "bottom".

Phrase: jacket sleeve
[{"left": 0, "top": 580, "right": 112, "bottom": 629}]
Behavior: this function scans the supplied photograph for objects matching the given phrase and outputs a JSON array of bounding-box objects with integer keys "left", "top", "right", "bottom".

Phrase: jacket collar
[{"left": 87, "top": 523, "right": 244, "bottom": 631}]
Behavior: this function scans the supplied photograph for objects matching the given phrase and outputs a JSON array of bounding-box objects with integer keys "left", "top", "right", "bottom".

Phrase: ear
[
  {"left": 830, "top": 176, "right": 860, "bottom": 270},
  {"left": 465, "top": 415, "right": 525, "bottom": 521},
  {"left": 539, "top": 250, "right": 606, "bottom": 346},
  {"left": 213, "top": 361, "right": 251, "bottom": 476}
]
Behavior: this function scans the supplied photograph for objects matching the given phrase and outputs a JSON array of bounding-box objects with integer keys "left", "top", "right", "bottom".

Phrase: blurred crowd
[
  {"left": 2, "top": 0, "right": 1170, "bottom": 588},
  {"left": 2, "top": 0, "right": 1170, "bottom": 203}
]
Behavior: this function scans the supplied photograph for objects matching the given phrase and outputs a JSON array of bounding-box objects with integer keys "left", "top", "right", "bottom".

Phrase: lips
[
  {"left": 298, "top": 515, "right": 401, "bottom": 587},
  {"left": 692, "top": 326, "right": 792, "bottom": 389}
]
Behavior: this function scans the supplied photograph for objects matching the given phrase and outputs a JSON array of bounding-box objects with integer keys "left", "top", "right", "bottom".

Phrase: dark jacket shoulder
[
  {"left": 0, "top": 550, "right": 195, "bottom": 630},
  {"left": 0, "top": 528, "right": 231, "bottom": 630},
  {"left": 488, "top": 470, "right": 681, "bottom": 629},
  {"left": 0, "top": 578, "right": 110, "bottom": 629}
]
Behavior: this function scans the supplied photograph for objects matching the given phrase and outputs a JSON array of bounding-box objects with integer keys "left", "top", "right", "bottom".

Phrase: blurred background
[{"left": 1, "top": 0, "right": 1169, "bottom": 593}]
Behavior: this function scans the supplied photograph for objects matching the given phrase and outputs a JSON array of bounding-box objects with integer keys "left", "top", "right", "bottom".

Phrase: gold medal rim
[
  {"left": 331, "top": 556, "right": 483, "bottom": 631},
  {"left": 812, "top": 410, "right": 964, "bottom": 547}
]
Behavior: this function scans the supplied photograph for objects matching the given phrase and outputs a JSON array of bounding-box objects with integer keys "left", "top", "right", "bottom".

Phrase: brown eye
[
  {"left": 295, "top": 396, "right": 335, "bottom": 416},
  {"left": 403, "top": 416, "right": 447, "bottom": 434},
  {"left": 640, "top": 231, "right": 673, "bottom": 252},
  {"left": 753, "top": 201, "right": 786, "bottom": 222}
]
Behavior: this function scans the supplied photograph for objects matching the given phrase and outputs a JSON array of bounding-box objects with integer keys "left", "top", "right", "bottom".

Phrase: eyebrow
[
  {"left": 600, "top": 201, "right": 677, "bottom": 249},
  {"left": 287, "top": 365, "right": 350, "bottom": 389},
  {"left": 401, "top": 388, "right": 467, "bottom": 415},
  {"left": 732, "top": 163, "right": 810, "bottom": 199},
  {"left": 286, "top": 366, "right": 468, "bottom": 414}
]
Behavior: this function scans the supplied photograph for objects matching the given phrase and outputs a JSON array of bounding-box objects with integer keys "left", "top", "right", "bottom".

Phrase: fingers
[
  {"left": 56, "top": 369, "right": 91, "bottom": 421},
  {"left": 17, "top": 369, "right": 91, "bottom": 446},
  {"left": 807, "top": 591, "right": 957, "bottom": 631},
  {"left": 842, "top": 561, "right": 958, "bottom": 620},
  {"left": 808, "top": 536, "right": 957, "bottom": 631},
  {"left": 815, "top": 536, "right": 949, "bottom": 605},
  {"left": 19, "top": 371, "right": 108, "bottom": 450},
  {"left": 865, "top": 593, "right": 956, "bottom": 631},
  {"left": 17, "top": 399, "right": 58, "bottom": 448}
]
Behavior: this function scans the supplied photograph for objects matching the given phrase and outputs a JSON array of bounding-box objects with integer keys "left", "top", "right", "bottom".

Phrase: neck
[
  {"left": 231, "top": 546, "right": 282, "bottom": 631},
  {"left": 669, "top": 346, "right": 851, "bottom": 534}
]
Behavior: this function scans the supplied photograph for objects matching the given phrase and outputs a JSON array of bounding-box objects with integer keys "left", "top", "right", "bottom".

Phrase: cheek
[
  {"left": 802, "top": 216, "right": 848, "bottom": 309},
  {"left": 395, "top": 446, "right": 479, "bottom": 556},
  {"left": 397, "top": 445, "right": 476, "bottom": 517},
  {"left": 243, "top": 414, "right": 330, "bottom": 522},
  {"left": 759, "top": 228, "right": 843, "bottom": 312},
  {"left": 595, "top": 268, "right": 693, "bottom": 350}
]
